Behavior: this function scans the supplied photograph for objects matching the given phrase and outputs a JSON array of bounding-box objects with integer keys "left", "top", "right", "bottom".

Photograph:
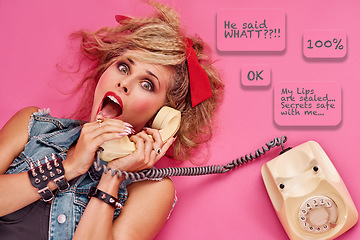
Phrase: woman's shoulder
[
  {"left": 13, "top": 106, "right": 40, "bottom": 119},
  {"left": 20, "top": 106, "right": 41, "bottom": 116},
  {"left": 10, "top": 106, "right": 42, "bottom": 136},
  {"left": 1, "top": 106, "right": 49, "bottom": 147},
  {"left": 0, "top": 107, "right": 40, "bottom": 169},
  {"left": 2, "top": 106, "right": 40, "bottom": 133}
]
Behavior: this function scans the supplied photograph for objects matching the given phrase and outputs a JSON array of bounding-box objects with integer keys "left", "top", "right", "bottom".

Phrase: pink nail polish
[
  {"left": 124, "top": 122, "right": 134, "bottom": 128},
  {"left": 127, "top": 126, "right": 135, "bottom": 134},
  {"left": 118, "top": 132, "right": 129, "bottom": 137},
  {"left": 124, "top": 127, "right": 135, "bottom": 135}
]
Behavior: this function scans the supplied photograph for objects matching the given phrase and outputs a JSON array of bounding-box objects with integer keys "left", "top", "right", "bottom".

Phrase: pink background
[{"left": 1, "top": 0, "right": 359, "bottom": 239}]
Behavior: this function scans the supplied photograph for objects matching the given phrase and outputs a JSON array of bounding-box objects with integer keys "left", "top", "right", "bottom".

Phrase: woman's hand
[
  {"left": 106, "top": 128, "right": 176, "bottom": 173},
  {"left": 63, "top": 114, "right": 134, "bottom": 180}
]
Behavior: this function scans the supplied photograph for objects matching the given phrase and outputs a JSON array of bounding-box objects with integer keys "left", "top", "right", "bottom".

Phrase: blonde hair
[{"left": 71, "top": 1, "right": 224, "bottom": 160}]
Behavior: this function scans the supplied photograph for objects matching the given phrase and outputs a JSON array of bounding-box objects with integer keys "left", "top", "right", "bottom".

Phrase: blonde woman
[{"left": 0, "top": 2, "right": 224, "bottom": 239}]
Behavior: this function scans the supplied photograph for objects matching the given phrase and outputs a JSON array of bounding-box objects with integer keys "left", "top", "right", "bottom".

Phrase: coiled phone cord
[{"left": 94, "top": 135, "right": 288, "bottom": 181}]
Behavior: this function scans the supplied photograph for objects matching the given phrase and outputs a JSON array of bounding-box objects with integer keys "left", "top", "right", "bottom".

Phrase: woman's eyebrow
[
  {"left": 146, "top": 70, "right": 159, "bottom": 81},
  {"left": 127, "top": 58, "right": 135, "bottom": 65},
  {"left": 127, "top": 58, "right": 160, "bottom": 86}
]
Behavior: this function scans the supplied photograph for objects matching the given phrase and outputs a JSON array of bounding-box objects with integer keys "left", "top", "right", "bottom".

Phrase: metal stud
[
  {"left": 45, "top": 156, "right": 52, "bottom": 170},
  {"left": 54, "top": 158, "right": 59, "bottom": 167},
  {"left": 30, "top": 162, "right": 37, "bottom": 177},
  {"left": 37, "top": 159, "right": 44, "bottom": 174}
]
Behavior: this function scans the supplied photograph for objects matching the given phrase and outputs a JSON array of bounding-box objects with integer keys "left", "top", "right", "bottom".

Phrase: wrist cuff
[
  {"left": 28, "top": 154, "right": 69, "bottom": 201},
  {"left": 87, "top": 186, "right": 123, "bottom": 209}
]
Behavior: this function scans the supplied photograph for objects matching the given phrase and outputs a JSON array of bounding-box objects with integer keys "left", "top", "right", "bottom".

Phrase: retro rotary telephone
[
  {"left": 95, "top": 109, "right": 358, "bottom": 239},
  {"left": 99, "top": 106, "right": 181, "bottom": 162},
  {"left": 261, "top": 141, "right": 358, "bottom": 240}
]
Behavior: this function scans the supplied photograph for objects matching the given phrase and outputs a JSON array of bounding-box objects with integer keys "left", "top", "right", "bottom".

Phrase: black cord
[
  {"left": 94, "top": 135, "right": 287, "bottom": 180},
  {"left": 223, "top": 135, "right": 287, "bottom": 172}
]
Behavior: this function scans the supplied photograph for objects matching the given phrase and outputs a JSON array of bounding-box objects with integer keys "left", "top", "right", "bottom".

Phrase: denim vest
[{"left": 5, "top": 109, "right": 134, "bottom": 240}]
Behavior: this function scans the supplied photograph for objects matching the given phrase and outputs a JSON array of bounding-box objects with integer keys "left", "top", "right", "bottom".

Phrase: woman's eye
[
  {"left": 118, "top": 63, "right": 129, "bottom": 74},
  {"left": 140, "top": 81, "right": 154, "bottom": 91}
]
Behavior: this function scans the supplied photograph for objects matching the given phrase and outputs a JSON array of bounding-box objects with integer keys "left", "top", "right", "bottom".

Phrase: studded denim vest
[{"left": 4, "top": 109, "right": 134, "bottom": 240}]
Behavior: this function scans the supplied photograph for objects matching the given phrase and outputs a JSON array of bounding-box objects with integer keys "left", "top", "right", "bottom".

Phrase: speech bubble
[
  {"left": 241, "top": 64, "right": 271, "bottom": 87},
  {"left": 303, "top": 30, "right": 347, "bottom": 58},
  {"left": 217, "top": 9, "right": 286, "bottom": 51},
  {"left": 274, "top": 82, "right": 342, "bottom": 126}
]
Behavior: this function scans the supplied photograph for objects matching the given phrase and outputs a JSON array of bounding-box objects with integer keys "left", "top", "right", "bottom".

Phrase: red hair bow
[
  {"left": 186, "top": 38, "right": 212, "bottom": 107},
  {"left": 115, "top": 15, "right": 132, "bottom": 23}
]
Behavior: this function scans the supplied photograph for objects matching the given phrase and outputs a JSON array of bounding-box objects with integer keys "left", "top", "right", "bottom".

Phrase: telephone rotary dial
[{"left": 261, "top": 141, "right": 358, "bottom": 240}]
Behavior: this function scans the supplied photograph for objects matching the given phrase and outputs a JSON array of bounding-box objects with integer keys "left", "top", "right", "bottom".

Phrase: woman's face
[{"left": 90, "top": 52, "right": 174, "bottom": 132}]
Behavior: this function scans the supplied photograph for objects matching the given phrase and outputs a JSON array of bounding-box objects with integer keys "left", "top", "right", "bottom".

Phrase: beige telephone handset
[
  {"left": 99, "top": 106, "right": 181, "bottom": 162},
  {"left": 261, "top": 141, "right": 358, "bottom": 240}
]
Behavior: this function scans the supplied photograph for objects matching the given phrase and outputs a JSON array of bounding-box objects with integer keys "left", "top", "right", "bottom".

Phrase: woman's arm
[
  {"left": 73, "top": 128, "right": 177, "bottom": 240},
  {"left": 0, "top": 106, "right": 39, "bottom": 174},
  {"left": 74, "top": 173, "right": 175, "bottom": 240},
  {"left": 0, "top": 107, "right": 97, "bottom": 216},
  {"left": 0, "top": 107, "right": 49, "bottom": 216},
  {"left": 113, "top": 178, "right": 175, "bottom": 240},
  {"left": 0, "top": 107, "right": 79, "bottom": 216}
]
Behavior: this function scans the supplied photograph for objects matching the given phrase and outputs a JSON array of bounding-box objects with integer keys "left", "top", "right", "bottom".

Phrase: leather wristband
[
  {"left": 27, "top": 154, "right": 69, "bottom": 202},
  {"left": 50, "top": 155, "right": 70, "bottom": 192},
  {"left": 87, "top": 186, "right": 123, "bottom": 209}
]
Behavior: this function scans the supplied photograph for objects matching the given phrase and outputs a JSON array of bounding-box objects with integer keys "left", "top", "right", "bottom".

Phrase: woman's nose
[{"left": 117, "top": 82, "right": 129, "bottom": 94}]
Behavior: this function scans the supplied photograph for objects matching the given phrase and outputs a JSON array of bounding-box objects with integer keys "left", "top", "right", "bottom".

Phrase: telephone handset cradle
[{"left": 261, "top": 141, "right": 358, "bottom": 240}]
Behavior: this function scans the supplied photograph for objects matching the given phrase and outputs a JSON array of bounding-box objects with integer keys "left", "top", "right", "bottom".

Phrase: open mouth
[{"left": 99, "top": 92, "right": 123, "bottom": 119}]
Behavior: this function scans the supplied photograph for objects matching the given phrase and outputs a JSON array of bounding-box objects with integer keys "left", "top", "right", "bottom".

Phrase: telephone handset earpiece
[{"left": 99, "top": 106, "right": 181, "bottom": 162}]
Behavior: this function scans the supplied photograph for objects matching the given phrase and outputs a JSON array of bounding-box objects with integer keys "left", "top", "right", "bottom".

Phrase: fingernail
[
  {"left": 124, "top": 122, "right": 134, "bottom": 128},
  {"left": 164, "top": 136, "right": 176, "bottom": 144},
  {"left": 125, "top": 127, "right": 135, "bottom": 135},
  {"left": 118, "top": 132, "right": 130, "bottom": 137},
  {"left": 96, "top": 112, "right": 104, "bottom": 120}
]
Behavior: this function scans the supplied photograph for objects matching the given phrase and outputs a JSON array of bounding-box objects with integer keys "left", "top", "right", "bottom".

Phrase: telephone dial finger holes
[{"left": 298, "top": 196, "right": 338, "bottom": 233}]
